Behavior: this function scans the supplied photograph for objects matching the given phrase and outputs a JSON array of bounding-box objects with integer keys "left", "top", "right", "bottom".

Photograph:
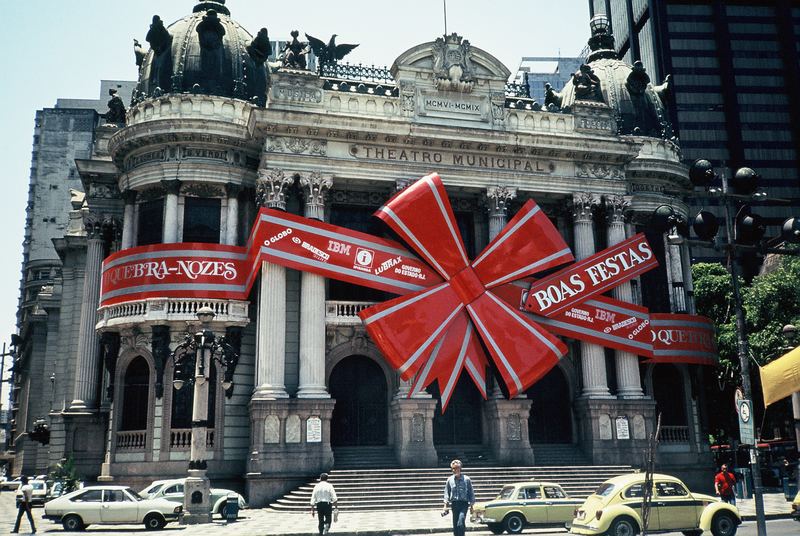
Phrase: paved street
[{"left": 1, "top": 489, "right": 795, "bottom": 536}]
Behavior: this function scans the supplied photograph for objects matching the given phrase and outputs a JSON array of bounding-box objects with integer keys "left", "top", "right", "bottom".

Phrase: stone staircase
[
  {"left": 268, "top": 459, "right": 635, "bottom": 512},
  {"left": 532, "top": 443, "right": 592, "bottom": 466},
  {"left": 332, "top": 446, "right": 400, "bottom": 469}
]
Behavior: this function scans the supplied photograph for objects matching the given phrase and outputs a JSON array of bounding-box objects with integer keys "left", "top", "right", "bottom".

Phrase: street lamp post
[{"left": 170, "top": 306, "right": 239, "bottom": 525}]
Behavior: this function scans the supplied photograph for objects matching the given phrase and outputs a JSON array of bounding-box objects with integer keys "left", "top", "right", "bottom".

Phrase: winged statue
[{"left": 305, "top": 33, "right": 359, "bottom": 67}]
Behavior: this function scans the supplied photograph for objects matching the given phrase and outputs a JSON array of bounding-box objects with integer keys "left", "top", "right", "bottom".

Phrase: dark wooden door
[{"left": 330, "top": 355, "right": 388, "bottom": 446}]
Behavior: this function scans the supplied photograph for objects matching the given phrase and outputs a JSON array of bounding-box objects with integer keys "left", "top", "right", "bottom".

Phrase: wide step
[{"left": 268, "top": 464, "right": 635, "bottom": 511}]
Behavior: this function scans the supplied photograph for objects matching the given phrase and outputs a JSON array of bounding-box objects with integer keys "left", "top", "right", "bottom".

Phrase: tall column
[
  {"left": 573, "top": 193, "right": 612, "bottom": 398},
  {"left": 605, "top": 195, "right": 644, "bottom": 399},
  {"left": 224, "top": 183, "right": 240, "bottom": 246},
  {"left": 486, "top": 186, "right": 517, "bottom": 399},
  {"left": 120, "top": 190, "right": 137, "bottom": 249},
  {"left": 297, "top": 172, "right": 332, "bottom": 398},
  {"left": 162, "top": 179, "right": 181, "bottom": 243},
  {"left": 252, "top": 169, "right": 294, "bottom": 399},
  {"left": 70, "top": 215, "right": 106, "bottom": 411}
]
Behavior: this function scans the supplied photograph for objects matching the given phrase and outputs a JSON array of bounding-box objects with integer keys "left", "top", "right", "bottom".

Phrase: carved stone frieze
[
  {"left": 572, "top": 192, "right": 600, "bottom": 222},
  {"left": 330, "top": 189, "right": 387, "bottom": 206},
  {"left": 575, "top": 163, "right": 624, "bottom": 180},
  {"left": 432, "top": 33, "right": 475, "bottom": 92},
  {"left": 120, "top": 329, "right": 151, "bottom": 353},
  {"left": 181, "top": 183, "right": 224, "bottom": 198},
  {"left": 88, "top": 184, "right": 118, "bottom": 199},
  {"left": 265, "top": 136, "right": 327, "bottom": 156},
  {"left": 255, "top": 168, "right": 295, "bottom": 209},
  {"left": 137, "top": 186, "right": 165, "bottom": 202}
]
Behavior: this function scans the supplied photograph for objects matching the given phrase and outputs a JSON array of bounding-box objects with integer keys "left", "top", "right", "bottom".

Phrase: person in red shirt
[{"left": 714, "top": 464, "right": 737, "bottom": 505}]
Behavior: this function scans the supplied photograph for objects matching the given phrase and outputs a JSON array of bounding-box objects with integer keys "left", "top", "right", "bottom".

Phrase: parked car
[
  {"left": 140, "top": 478, "right": 247, "bottom": 517},
  {"left": 43, "top": 485, "right": 182, "bottom": 531},
  {"left": 15, "top": 479, "right": 48, "bottom": 507},
  {"left": 471, "top": 481, "right": 583, "bottom": 534},
  {"left": 792, "top": 490, "right": 799, "bottom": 521},
  {"left": 570, "top": 473, "right": 740, "bottom": 536},
  {"left": 1, "top": 476, "right": 23, "bottom": 491}
]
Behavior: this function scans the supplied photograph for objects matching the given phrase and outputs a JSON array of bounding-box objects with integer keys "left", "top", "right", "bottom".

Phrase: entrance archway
[
  {"left": 329, "top": 355, "right": 388, "bottom": 446},
  {"left": 430, "top": 374, "right": 483, "bottom": 445},
  {"left": 527, "top": 366, "right": 573, "bottom": 443}
]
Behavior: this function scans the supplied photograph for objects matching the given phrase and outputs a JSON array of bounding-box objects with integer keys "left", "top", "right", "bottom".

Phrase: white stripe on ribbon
[
  {"left": 103, "top": 248, "right": 248, "bottom": 271},
  {"left": 484, "top": 248, "right": 573, "bottom": 288},
  {"left": 472, "top": 204, "right": 540, "bottom": 267},
  {"left": 378, "top": 206, "right": 450, "bottom": 278},
  {"left": 464, "top": 355, "right": 487, "bottom": 398},
  {"left": 650, "top": 319, "right": 713, "bottom": 329},
  {"left": 425, "top": 177, "right": 469, "bottom": 266},
  {"left": 440, "top": 323, "right": 473, "bottom": 405},
  {"left": 411, "top": 338, "right": 445, "bottom": 396},
  {"left": 486, "top": 292, "right": 563, "bottom": 356},
  {"left": 398, "top": 305, "right": 464, "bottom": 375},
  {"left": 361, "top": 284, "right": 449, "bottom": 325},
  {"left": 466, "top": 303, "right": 523, "bottom": 393},
  {"left": 534, "top": 316, "right": 652, "bottom": 352}
]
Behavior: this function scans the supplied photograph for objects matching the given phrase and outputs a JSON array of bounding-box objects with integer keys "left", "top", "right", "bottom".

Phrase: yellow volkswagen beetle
[
  {"left": 570, "top": 473, "right": 740, "bottom": 536},
  {"left": 471, "top": 481, "right": 583, "bottom": 534}
]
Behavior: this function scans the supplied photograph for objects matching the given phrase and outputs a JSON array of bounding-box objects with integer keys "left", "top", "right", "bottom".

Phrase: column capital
[
  {"left": 255, "top": 168, "right": 295, "bottom": 210},
  {"left": 572, "top": 192, "right": 600, "bottom": 223},
  {"left": 225, "top": 182, "right": 242, "bottom": 198},
  {"left": 395, "top": 177, "right": 419, "bottom": 192},
  {"left": 485, "top": 185, "right": 517, "bottom": 216},
  {"left": 120, "top": 190, "right": 138, "bottom": 204},
  {"left": 299, "top": 171, "right": 333, "bottom": 207},
  {"left": 161, "top": 179, "right": 182, "bottom": 195},
  {"left": 83, "top": 213, "right": 105, "bottom": 240},
  {"left": 603, "top": 194, "right": 631, "bottom": 224}
]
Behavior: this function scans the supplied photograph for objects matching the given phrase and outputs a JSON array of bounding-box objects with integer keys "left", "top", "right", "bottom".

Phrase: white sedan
[{"left": 43, "top": 485, "right": 182, "bottom": 531}]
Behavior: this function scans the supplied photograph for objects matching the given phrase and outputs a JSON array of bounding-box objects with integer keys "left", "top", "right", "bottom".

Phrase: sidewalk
[{"left": 0, "top": 491, "right": 793, "bottom": 535}]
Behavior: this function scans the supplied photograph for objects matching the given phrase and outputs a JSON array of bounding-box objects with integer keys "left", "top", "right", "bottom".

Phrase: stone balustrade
[
  {"left": 116, "top": 430, "right": 147, "bottom": 451},
  {"left": 97, "top": 298, "right": 249, "bottom": 330},
  {"left": 659, "top": 425, "right": 690, "bottom": 443},
  {"left": 324, "top": 301, "right": 376, "bottom": 325},
  {"left": 170, "top": 428, "right": 215, "bottom": 450}
]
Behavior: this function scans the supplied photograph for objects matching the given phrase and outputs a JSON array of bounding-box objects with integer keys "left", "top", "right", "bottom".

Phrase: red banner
[
  {"left": 249, "top": 209, "right": 443, "bottom": 296},
  {"left": 524, "top": 233, "right": 657, "bottom": 317},
  {"left": 100, "top": 243, "right": 249, "bottom": 306},
  {"left": 648, "top": 314, "right": 718, "bottom": 366}
]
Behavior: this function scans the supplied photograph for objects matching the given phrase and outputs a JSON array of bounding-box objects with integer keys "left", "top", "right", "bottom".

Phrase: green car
[{"left": 471, "top": 481, "right": 583, "bottom": 534}]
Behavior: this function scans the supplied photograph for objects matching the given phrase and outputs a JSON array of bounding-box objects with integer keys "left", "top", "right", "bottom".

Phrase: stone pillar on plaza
[
  {"left": 224, "top": 183, "right": 240, "bottom": 246},
  {"left": 247, "top": 167, "right": 335, "bottom": 507},
  {"left": 481, "top": 185, "right": 535, "bottom": 465},
  {"left": 389, "top": 177, "right": 438, "bottom": 467},
  {"left": 69, "top": 214, "right": 107, "bottom": 411},
  {"left": 605, "top": 195, "right": 644, "bottom": 399},
  {"left": 120, "top": 190, "right": 137, "bottom": 249},
  {"left": 572, "top": 192, "right": 612, "bottom": 399},
  {"left": 161, "top": 179, "right": 181, "bottom": 243},
  {"left": 297, "top": 171, "right": 332, "bottom": 399},
  {"left": 252, "top": 169, "right": 293, "bottom": 399}
]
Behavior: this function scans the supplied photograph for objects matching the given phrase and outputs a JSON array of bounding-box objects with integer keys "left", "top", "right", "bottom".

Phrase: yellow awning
[{"left": 759, "top": 345, "right": 800, "bottom": 407}]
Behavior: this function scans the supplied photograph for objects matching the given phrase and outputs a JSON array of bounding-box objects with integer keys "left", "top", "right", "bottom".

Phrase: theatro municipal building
[{"left": 10, "top": 0, "right": 718, "bottom": 504}]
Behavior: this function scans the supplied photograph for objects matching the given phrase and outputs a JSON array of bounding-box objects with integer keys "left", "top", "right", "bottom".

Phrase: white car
[
  {"left": 16, "top": 479, "right": 48, "bottom": 507},
  {"left": 141, "top": 478, "right": 246, "bottom": 517},
  {"left": 43, "top": 485, "right": 182, "bottom": 531}
]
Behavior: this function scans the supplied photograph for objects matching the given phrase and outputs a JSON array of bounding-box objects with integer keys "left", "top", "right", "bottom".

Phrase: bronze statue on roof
[{"left": 305, "top": 33, "right": 358, "bottom": 67}]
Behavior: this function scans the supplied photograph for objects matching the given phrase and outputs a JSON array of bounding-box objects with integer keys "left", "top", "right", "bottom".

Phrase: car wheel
[
  {"left": 487, "top": 522, "right": 505, "bottom": 534},
  {"left": 219, "top": 503, "right": 228, "bottom": 518},
  {"left": 608, "top": 516, "right": 639, "bottom": 536},
  {"left": 144, "top": 513, "right": 167, "bottom": 531},
  {"left": 504, "top": 512, "right": 525, "bottom": 534},
  {"left": 711, "top": 512, "right": 737, "bottom": 536},
  {"left": 61, "top": 514, "right": 85, "bottom": 532}
]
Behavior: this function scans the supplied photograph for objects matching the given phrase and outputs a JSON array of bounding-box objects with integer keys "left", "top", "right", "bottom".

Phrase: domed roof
[
  {"left": 132, "top": 1, "right": 271, "bottom": 106},
  {"left": 548, "top": 15, "right": 674, "bottom": 139}
]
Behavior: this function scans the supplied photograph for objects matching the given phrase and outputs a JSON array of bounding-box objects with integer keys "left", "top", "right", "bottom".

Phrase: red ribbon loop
[{"left": 450, "top": 267, "right": 485, "bottom": 305}]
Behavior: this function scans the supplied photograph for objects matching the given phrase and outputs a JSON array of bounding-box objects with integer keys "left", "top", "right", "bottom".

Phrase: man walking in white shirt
[{"left": 310, "top": 472, "right": 337, "bottom": 535}]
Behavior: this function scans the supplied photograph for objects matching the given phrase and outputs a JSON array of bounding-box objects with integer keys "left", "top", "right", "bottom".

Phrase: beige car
[{"left": 471, "top": 481, "right": 583, "bottom": 534}]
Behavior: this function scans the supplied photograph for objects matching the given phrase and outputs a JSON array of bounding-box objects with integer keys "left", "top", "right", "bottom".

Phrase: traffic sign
[{"left": 737, "top": 399, "right": 755, "bottom": 445}]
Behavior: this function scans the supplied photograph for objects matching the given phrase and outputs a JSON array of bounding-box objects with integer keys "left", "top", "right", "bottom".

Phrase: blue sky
[{"left": 0, "top": 0, "right": 590, "bottom": 398}]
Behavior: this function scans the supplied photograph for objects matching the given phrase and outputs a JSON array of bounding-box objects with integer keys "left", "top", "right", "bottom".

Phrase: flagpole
[{"left": 443, "top": 0, "right": 447, "bottom": 35}]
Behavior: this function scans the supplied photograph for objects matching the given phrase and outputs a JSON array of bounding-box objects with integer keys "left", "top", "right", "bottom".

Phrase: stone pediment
[{"left": 391, "top": 33, "right": 511, "bottom": 95}]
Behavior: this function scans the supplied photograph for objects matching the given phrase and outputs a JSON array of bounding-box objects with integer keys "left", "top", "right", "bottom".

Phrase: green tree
[
  {"left": 48, "top": 456, "right": 80, "bottom": 495},
  {"left": 692, "top": 257, "right": 800, "bottom": 443}
]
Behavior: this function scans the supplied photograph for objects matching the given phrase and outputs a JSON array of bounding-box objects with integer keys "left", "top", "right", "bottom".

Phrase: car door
[
  {"left": 101, "top": 489, "right": 137, "bottom": 523},
  {"left": 620, "top": 483, "right": 656, "bottom": 530},
  {"left": 519, "top": 485, "right": 547, "bottom": 523},
  {"left": 543, "top": 485, "right": 577, "bottom": 524},
  {"left": 653, "top": 480, "right": 696, "bottom": 530},
  {"left": 70, "top": 489, "right": 104, "bottom": 523}
]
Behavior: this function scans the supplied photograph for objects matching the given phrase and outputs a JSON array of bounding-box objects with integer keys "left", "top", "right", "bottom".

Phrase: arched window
[
  {"left": 120, "top": 356, "right": 150, "bottom": 431},
  {"left": 170, "top": 359, "right": 217, "bottom": 429}
]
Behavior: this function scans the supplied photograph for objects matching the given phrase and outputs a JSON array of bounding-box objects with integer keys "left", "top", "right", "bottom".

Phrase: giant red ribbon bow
[{"left": 358, "top": 174, "right": 575, "bottom": 408}]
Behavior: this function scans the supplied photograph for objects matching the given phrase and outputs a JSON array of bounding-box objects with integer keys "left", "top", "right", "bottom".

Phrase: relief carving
[
  {"left": 432, "top": 33, "right": 475, "bottom": 92},
  {"left": 575, "top": 163, "right": 624, "bottom": 180}
]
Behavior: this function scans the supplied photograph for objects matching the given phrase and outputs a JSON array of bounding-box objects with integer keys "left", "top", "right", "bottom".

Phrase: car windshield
[
  {"left": 142, "top": 483, "right": 163, "bottom": 497},
  {"left": 594, "top": 483, "right": 616, "bottom": 497},
  {"left": 498, "top": 486, "right": 516, "bottom": 499}
]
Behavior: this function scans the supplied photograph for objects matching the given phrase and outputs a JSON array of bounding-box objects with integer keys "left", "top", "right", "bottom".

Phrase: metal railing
[{"left": 320, "top": 62, "right": 395, "bottom": 84}]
